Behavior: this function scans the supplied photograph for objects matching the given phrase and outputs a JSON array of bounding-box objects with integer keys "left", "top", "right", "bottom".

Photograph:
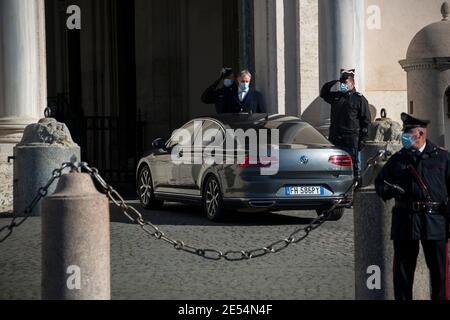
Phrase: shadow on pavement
[{"left": 110, "top": 201, "right": 316, "bottom": 227}]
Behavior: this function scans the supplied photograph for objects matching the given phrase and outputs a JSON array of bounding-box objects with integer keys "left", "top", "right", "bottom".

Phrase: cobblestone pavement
[{"left": 0, "top": 202, "right": 355, "bottom": 300}]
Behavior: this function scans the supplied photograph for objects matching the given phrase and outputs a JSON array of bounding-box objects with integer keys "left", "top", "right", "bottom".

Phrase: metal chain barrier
[
  {"left": 0, "top": 163, "right": 74, "bottom": 243},
  {"left": 92, "top": 160, "right": 345, "bottom": 261},
  {"left": 85, "top": 148, "right": 389, "bottom": 262},
  {"left": 0, "top": 148, "right": 390, "bottom": 260}
]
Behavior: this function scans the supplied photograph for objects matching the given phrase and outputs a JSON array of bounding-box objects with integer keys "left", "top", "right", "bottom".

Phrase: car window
[
  {"left": 198, "top": 120, "right": 224, "bottom": 148},
  {"left": 167, "top": 121, "right": 196, "bottom": 148}
]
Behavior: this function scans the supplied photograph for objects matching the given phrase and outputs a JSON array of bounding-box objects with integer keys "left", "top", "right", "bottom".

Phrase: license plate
[{"left": 286, "top": 186, "right": 324, "bottom": 196}]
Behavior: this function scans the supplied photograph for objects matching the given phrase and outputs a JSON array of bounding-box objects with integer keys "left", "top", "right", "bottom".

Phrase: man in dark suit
[{"left": 223, "top": 70, "right": 267, "bottom": 114}]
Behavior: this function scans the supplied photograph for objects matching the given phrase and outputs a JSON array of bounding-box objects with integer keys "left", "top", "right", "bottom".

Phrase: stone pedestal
[{"left": 13, "top": 119, "right": 80, "bottom": 217}]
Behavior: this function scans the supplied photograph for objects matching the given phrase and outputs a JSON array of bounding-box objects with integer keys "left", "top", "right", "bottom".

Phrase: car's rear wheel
[
  {"left": 203, "top": 176, "right": 227, "bottom": 222},
  {"left": 138, "top": 165, "right": 164, "bottom": 210},
  {"left": 316, "top": 207, "right": 345, "bottom": 221}
]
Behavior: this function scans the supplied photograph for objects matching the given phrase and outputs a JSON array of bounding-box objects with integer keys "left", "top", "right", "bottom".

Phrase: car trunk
[{"left": 273, "top": 144, "right": 353, "bottom": 179}]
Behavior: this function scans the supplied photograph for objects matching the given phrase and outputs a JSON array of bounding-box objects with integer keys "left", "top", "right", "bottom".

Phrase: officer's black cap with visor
[
  {"left": 401, "top": 113, "right": 430, "bottom": 132},
  {"left": 340, "top": 69, "right": 355, "bottom": 83}
]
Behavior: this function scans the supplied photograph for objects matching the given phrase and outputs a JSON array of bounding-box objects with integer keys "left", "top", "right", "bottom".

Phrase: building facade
[{"left": 0, "top": 0, "right": 448, "bottom": 212}]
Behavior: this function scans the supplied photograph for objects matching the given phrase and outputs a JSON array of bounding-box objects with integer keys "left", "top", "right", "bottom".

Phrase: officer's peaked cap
[
  {"left": 401, "top": 113, "right": 430, "bottom": 130},
  {"left": 340, "top": 69, "right": 355, "bottom": 82}
]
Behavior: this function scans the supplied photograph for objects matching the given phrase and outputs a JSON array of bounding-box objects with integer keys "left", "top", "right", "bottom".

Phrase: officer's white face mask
[
  {"left": 239, "top": 82, "right": 250, "bottom": 91},
  {"left": 339, "top": 83, "right": 349, "bottom": 93},
  {"left": 224, "top": 79, "right": 234, "bottom": 88},
  {"left": 401, "top": 132, "right": 419, "bottom": 149}
]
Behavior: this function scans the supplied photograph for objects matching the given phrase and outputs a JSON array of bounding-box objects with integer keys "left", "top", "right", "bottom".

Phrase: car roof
[{"left": 198, "top": 113, "right": 306, "bottom": 130}]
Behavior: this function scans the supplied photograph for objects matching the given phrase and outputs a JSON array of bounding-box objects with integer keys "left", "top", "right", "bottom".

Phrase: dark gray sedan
[{"left": 136, "top": 114, "right": 354, "bottom": 221}]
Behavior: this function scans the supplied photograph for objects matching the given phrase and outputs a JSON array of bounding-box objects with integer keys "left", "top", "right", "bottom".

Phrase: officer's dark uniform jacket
[
  {"left": 201, "top": 80, "right": 237, "bottom": 114},
  {"left": 375, "top": 140, "right": 450, "bottom": 241},
  {"left": 320, "top": 80, "right": 371, "bottom": 148}
]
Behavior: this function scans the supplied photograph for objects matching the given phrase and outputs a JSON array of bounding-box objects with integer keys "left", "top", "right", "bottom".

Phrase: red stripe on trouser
[{"left": 446, "top": 241, "right": 449, "bottom": 300}]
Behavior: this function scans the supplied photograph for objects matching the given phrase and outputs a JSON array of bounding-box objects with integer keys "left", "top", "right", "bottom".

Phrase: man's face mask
[
  {"left": 239, "top": 82, "right": 250, "bottom": 91},
  {"left": 224, "top": 79, "right": 233, "bottom": 88},
  {"left": 340, "top": 83, "right": 349, "bottom": 93},
  {"left": 401, "top": 132, "right": 419, "bottom": 149}
]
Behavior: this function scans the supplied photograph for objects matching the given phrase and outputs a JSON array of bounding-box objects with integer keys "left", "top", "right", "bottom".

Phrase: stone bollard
[
  {"left": 354, "top": 188, "right": 395, "bottom": 299},
  {"left": 354, "top": 117, "right": 431, "bottom": 300},
  {"left": 14, "top": 118, "right": 80, "bottom": 217},
  {"left": 41, "top": 172, "right": 110, "bottom": 300}
]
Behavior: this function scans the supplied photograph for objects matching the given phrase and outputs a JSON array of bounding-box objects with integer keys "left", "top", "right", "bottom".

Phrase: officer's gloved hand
[
  {"left": 220, "top": 68, "right": 233, "bottom": 80},
  {"left": 383, "top": 181, "right": 406, "bottom": 200}
]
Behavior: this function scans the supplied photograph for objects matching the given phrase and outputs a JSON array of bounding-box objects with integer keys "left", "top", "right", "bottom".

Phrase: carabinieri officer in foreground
[{"left": 375, "top": 113, "right": 450, "bottom": 300}]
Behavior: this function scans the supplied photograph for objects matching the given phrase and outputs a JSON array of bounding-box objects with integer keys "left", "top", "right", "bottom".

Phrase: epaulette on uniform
[{"left": 436, "top": 146, "right": 449, "bottom": 155}]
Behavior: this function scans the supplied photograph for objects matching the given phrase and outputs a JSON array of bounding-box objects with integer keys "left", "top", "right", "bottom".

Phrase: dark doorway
[
  {"left": 45, "top": 0, "right": 144, "bottom": 196},
  {"left": 45, "top": 0, "right": 84, "bottom": 147},
  {"left": 82, "top": 0, "right": 144, "bottom": 196},
  {"left": 223, "top": 0, "right": 254, "bottom": 79}
]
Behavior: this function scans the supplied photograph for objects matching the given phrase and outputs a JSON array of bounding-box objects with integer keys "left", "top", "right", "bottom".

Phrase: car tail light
[
  {"left": 328, "top": 155, "right": 353, "bottom": 167},
  {"left": 239, "top": 155, "right": 276, "bottom": 168}
]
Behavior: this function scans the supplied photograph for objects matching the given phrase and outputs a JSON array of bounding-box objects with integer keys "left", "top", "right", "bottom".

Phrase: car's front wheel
[
  {"left": 316, "top": 207, "right": 345, "bottom": 221},
  {"left": 137, "top": 165, "right": 164, "bottom": 210},
  {"left": 203, "top": 176, "right": 227, "bottom": 222}
]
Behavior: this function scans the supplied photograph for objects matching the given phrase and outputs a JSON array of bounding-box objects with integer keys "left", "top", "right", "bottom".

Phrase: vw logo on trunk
[{"left": 299, "top": 156, "right": 309, "bottom": 165}]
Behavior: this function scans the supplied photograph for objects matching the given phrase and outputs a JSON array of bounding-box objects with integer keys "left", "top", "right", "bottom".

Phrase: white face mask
[
  {"left": 340, "top": 83, "right": 349, "bottom": 93},
  {"left": 239, "top": 82, "right": 250, "bottom": 91},
  {"left": 223, "top": 79, "right": 233, "bottom": 88},
  {"left": 401, "top": 132, "right": 419, "bottom": 149}
]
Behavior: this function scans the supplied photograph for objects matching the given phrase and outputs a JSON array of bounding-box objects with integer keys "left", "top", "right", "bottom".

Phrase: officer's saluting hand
[{"left": 375, "top": 113, "right": 450, "bottom": 301}]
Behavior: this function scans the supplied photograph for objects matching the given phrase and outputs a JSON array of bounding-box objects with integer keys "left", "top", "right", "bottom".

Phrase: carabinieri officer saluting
[{"left": 375, "top": 113, "right": 450, "bottom": 300}]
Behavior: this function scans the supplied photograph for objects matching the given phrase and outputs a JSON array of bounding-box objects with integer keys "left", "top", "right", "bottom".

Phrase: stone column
[
  {"left": 318, "top": 0, "right": 365, "bottom": 128},
  {"left": 0, "top": 0, "right": 47, "bottom": 212},
  {"left": 253, "top": 0, "right": 301, "bottom": 115}
]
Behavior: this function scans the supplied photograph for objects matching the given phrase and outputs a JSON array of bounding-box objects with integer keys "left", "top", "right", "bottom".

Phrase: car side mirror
[{"left": 152, "top": 138, "right": 166, "bottom": 150}]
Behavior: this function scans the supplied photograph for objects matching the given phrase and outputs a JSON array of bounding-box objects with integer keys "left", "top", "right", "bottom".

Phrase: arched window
[{"left": 446, "top": 87, "right": 450, "bottom": 118}]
